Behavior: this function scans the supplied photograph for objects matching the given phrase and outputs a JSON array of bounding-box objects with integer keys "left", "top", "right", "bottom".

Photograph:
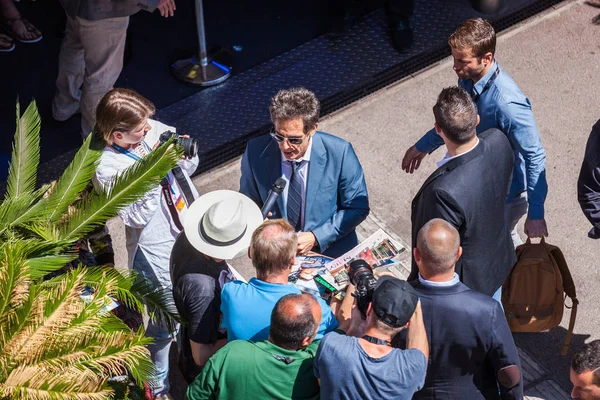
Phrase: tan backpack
[{"left": 501, "top": 237, "right": 579, "bottom": 355}]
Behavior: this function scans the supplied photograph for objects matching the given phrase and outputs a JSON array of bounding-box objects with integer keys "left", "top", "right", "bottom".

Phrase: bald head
[
  {"left": 269, "top": 293, "right": 321, "bottom": 350},
  {"left": 416, "top": 219, "right": 461, "bottom": 277}
]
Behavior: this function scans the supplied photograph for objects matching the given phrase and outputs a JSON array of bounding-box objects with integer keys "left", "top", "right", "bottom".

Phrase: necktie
[{"left": 287, "top": 161, "right": 303, "bottom": 230}]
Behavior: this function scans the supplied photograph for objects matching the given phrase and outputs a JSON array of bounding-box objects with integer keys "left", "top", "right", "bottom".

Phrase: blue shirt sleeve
[
  {"left": 415, "top": 127, "right": 445, "bottom": 154},
  {"left": 315, "top": 297, "right": 339, "bottom": 339},
  {"left": 496, "top": 98, "right": 548, "bottom": 219}
]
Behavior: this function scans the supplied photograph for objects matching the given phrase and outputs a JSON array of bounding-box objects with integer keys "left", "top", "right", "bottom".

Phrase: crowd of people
[{"left": 87, "top": 14, "right": 600, "bottom": 400}]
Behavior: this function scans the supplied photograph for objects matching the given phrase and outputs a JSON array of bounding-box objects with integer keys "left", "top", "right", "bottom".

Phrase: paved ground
[{"left": 108, "top": 0, "right": 600, "bottom": 397}]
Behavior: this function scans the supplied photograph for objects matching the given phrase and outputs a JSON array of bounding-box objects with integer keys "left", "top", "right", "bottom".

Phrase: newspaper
[
  {"left": 287, "top": 229, "right": 404, "bottom": 297},
  {"left": 317, "top": 229, "right": 404, "bottom": 291}
]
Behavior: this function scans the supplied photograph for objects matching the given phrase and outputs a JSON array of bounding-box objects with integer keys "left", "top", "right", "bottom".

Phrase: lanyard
[
  {"left": 112, "top": 141, "right": 189, "bottom": 231},
  {"left": 471, "top": 65, "right": 500, "bottom": 103},
  {"left": 111, "top": 142, "right": 151, "bottom": 161}
]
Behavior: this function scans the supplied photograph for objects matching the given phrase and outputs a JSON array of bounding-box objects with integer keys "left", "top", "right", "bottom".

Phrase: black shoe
[
  {"left": 327, "top": 11, "right": 358, "bottom": 38},
  {"left": 390, "top": 19, "right": 414, "bottom": 53}
]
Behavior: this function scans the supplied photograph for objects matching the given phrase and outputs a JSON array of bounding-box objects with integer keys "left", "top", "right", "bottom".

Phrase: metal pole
[
  {"left": 171, "top": 0, "right": 231, "bottom": 86},
  {"left": 194, "top": 0, "right": 208, "bottom": 68}
]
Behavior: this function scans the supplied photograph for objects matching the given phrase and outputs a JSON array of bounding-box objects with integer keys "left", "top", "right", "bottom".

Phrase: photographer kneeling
[
  {"left": 315, "top": 266, "right": 429, "bottom": 400},
  {"left": 93, "top": 88, "right": 199, "bottom": 400}
]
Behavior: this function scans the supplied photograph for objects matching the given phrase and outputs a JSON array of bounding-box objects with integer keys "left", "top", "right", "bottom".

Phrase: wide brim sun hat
[{"left": 183, "top": 190, "right": 263, "bottom": 260}]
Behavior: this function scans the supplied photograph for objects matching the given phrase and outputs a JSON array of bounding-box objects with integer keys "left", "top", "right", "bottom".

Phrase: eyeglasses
[{"left": 270, "top": 130, "right": 308, "bottom": 145}]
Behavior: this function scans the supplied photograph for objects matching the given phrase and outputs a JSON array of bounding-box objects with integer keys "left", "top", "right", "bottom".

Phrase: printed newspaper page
[{"left": 288, "top": 229, "right": 404, "bottom": 298}]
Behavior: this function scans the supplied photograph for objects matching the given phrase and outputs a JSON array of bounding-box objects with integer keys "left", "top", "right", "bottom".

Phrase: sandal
[
  {"left": 0, "top": 33, "right": 14, "bottom": 52},
  {"left": 1, "top": 17, "right": 42, "bottom": 43}
]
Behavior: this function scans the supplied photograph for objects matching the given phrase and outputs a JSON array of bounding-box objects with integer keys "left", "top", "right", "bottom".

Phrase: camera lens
[{"left": 179, "top": 137, "right": 198, "bottom": 158}]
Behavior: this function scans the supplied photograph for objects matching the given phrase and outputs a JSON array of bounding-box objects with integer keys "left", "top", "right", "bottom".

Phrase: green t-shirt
[{"left": 186, "top": 340, "right": 320, "bottom": 400}]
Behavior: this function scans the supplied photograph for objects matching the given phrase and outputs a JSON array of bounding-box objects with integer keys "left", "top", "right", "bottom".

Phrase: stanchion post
[{"left": 171, "top": 0, "right": 232, "bottom": 86}]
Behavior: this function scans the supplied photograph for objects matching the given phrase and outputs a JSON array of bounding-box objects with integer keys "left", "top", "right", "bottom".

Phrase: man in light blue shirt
[
  {"left": 220, "top": 219, "right": 339, "bottom": 341},
  {"left": 402, "top": 18, "right": 548, "bottom": 244}
]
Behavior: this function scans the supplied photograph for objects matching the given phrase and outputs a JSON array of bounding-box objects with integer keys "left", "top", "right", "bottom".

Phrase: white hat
[{"left": 183, "top": 190, "right": 263, "bottom": 259}]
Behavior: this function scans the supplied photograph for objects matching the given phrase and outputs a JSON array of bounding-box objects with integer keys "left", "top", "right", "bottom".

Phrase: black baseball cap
[{"left": 372, "top": 276, "right": 419, "bottom": 328}]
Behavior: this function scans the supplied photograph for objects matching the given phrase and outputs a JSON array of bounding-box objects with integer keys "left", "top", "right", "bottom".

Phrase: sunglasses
[{"left": 270, "top": 131, "right": 308, "bottom": 145}]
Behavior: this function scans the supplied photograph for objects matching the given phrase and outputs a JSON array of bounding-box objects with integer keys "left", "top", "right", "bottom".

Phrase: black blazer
[
  {"left": 411, "top": 280, "right": 523, "bottom": 400},
  {"left": 577, "top": 119, "right": 600, "bottom": 239},
  {"left": 410, "top": 129, "right": 516, "bottom": 296}
]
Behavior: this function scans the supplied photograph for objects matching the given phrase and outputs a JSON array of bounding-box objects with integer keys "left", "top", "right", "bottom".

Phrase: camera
[
  {"left": 159, "top": 131, "right": 199, "bottom": 159},
  {"left": 348, "top": 259, "right": 377, "bottom": 319}
]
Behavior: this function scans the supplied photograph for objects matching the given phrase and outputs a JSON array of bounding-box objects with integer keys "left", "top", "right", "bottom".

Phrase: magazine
[
  {"left": 288, "top": 254, "right": 334, "bottom": 298},
  {"left": 316, "top": 229, "right": 404, "bottom": 291}
]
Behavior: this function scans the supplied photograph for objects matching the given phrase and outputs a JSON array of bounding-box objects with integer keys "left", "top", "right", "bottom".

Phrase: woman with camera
[{"left": 93, "top": 88, "right": 199, "bottom": 400}]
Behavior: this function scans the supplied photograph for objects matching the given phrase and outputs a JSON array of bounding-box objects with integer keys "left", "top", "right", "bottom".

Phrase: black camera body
[
  {"left": 348, "top": 259, "right": 377, "bottom": 319},
  {"left": 159, "top": 131, "right": 199, "bottom": 159}
]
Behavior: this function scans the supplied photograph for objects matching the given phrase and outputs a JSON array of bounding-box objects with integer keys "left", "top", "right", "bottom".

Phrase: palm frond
[
  {"left": 0, "top": 244, "right": 30, "bottom": 329},
  {"left": 78, "top": 266, "right": 181, "bottom": 332},
  {"left": 26, "top": 254, "right": 77, "bottom": 279},
  {"left": 5, "top": 99, "right": 41, "bottom": 201},
  {"left": 23, "top": 134, "right": 103, "bottom": 225},
  {"left": 59, "top": 141, "right": 181, "bottom": 242}
]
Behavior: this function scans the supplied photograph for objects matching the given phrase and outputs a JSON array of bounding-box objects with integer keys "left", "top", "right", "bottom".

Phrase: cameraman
[
  {"left": 314, "top": 275, "right": 429, "bottom": 400},
  {"left": 93, "top": 88, "right": 199, "bottom": 400}
]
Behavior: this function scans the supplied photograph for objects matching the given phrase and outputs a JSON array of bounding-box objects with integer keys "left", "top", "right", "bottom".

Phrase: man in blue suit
[{"left": 240, "top": 87, "right": 369, "bottom": 258}]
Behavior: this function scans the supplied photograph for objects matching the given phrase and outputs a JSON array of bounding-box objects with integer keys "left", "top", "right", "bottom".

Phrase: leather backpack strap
[
  {"left": 561, "top": 298, "right": 578, "bottom": 356},
  {"left": 546, "top": 241, "right": 579, "bottom": 356}
]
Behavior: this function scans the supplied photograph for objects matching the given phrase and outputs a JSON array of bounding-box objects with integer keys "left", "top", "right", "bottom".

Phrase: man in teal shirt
[{"left": 186, "top": 293, "right": 322, "bottom": 400}]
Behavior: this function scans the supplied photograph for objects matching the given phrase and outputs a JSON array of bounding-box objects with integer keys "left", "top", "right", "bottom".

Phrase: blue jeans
[
  {"left": 133, "top": 249, "right": 177, "bottom": 397},
  {"left": 505, "top": 192, "right": 528, "bottom": 248}
]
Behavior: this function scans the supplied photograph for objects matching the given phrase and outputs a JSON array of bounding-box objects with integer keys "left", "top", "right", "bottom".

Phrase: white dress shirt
[
  {"left": 280, "top": 138, "right": 313, "bottom": 230},
  {"left": 418, "top": 273, "right": 460, "bottom": 287},
  {"left": 436, "top": 138, "right": 480, "bottom": 168}
]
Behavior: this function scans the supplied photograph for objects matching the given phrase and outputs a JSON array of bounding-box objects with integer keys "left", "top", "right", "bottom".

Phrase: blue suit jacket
[{"left": 240, "top": 131, "right": 369, "bottom": 257}]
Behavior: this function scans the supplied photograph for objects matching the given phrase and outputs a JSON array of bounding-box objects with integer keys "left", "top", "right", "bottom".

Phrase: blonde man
[{"left": 220, "top": 219, "right": 339, "bottom": 341}]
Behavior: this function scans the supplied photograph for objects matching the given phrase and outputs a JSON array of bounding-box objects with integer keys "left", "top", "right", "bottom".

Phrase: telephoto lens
[
  {"left": 348, "top": 259, "right": 378, "bottom": 318},
  {"left": 159, "top": 131, "right": 199, "bottom": 158}
]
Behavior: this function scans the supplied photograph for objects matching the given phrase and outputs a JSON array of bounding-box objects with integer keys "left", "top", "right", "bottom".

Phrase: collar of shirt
[
  {"left": 470, "top": 60, "right": 500, "bottom": 97},
  {"left": 436, "top": 138, "right": 480, "bottom": 168},
  {"left": 418, "top": 273, "right": 460, "bottom": 287}
]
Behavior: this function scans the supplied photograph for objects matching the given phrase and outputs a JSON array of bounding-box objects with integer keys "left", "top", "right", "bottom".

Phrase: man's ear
[
  {"left": 475, "top": 114, "right": 481, "bottom": 127},
  {"left": 456, "top": 246, "right": 463, "bottom": 262},
  {"left": 413, "top": 248, "right": 421, "bottom": 264},
  {"left": 301, "top": 336, "right": 313, "bottom": 348},
  {"left": 248, "top": 247, "right": 252, "bottom": 260},
  {"left": 434, "top": 122, "right": 443, "bottom": 138},
  {"left": 482, "top": 52, "right": 494, "bottom": 66}
]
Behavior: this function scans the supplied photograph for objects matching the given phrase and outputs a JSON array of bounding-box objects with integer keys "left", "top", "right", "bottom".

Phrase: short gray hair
[
  {"left": 417, "top": 218, "right": 460, "bottom": 275},
  {"left": 250, "top": 219, "right": 298, "bottom": 278},
  {"left": 269, "top": 88, "right": 320, "bottom": 133},
  {"left": 433, "top": 86, "right": 477, "bottom": 145}
]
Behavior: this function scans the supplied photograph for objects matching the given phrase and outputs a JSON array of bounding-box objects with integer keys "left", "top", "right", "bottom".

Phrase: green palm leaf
[
  {"left": 60, "top": 140, "right": 181, "bottom": 242},
  {"left": 5, "top": 100, "right": 41, "bottom": 201}
]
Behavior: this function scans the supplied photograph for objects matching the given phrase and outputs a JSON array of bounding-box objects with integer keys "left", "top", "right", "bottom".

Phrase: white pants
[
  {"left": 505, "top": 192, "right": 528, "bottom": 248},
  {"left": 53, "top": 15, "right": 129, "bottom": 137}
]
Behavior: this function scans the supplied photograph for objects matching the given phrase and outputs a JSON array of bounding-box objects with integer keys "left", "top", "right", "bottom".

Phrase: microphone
[{"left": 261, "top": 177, "right": 287, "bottom": 218}]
